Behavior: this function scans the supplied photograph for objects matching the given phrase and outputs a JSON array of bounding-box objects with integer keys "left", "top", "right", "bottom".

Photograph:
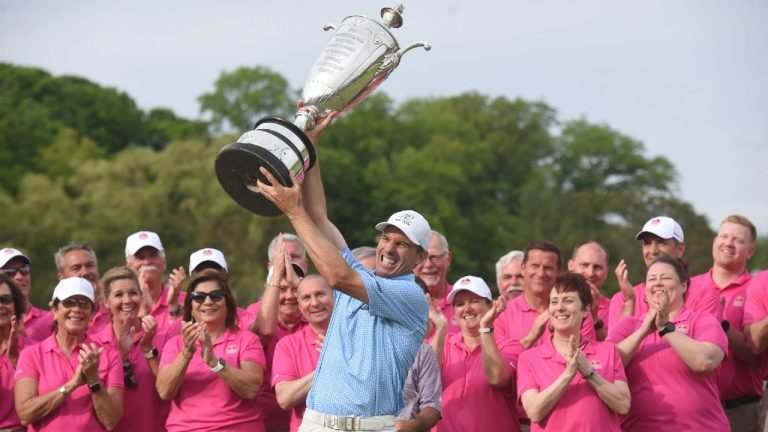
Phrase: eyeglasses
[
  {"left": 61, "top": 298, "right": 93, "bottom": 310},
  {"left": 1, "top": 265, "right": 31, "bottom": 277},
  {"left": 190, "top": 290, "right": 226, "bottom": 304},
  {"left": 0, "top": 295, "right": 13, "bottom": 305},
  {"left": 123, "top": 359, "right": 137, "bottom": 387},
  {"left": 427, "top": 253, "right": 447, "bottom": 264}
]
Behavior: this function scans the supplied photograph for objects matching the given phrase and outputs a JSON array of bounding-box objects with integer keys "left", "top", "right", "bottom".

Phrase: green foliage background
[{"left": 1, "top": 63, "right": 765, "bottom": 308}]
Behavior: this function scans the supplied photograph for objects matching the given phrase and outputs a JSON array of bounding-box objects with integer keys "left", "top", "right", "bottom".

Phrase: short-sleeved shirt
[
  {"left": 1, "top": 336, "right": 30, "bottom": 429},
  {"left": 691, "top": 269, "right": 763, "bottom": 400},
  {"left": 495, "top": 294, "right": 597, "bottom": 347},
  {"left": 517, "top": 337, "right": 625, "bottom": 431},
  {"left": 246, "top": 300, "right": 307, "bottom": 430},
  {"left": 437, "top": 332, "right": 521, "bottom": 432},
  {"left": 272, "top": 325, "right": 322, "bottom": 432},
  {"left": 24, "top": 305, "right": 54, "bottom": 342},
  {"left": 14, "top": 334, "right": 124, "bottom": 432},
  {"left": 160, "top": 327, "right": 267, "bottom": 432},
  {"left": 744, "top": 270, "right": 768, "bottom": 326},
  {"left": 607, "top": 277, "right": 719, "bottom": 327},
  {"left": 401, "top": 343, "right": 442, "bottom": 420},
  {"left": 306, "top": 248, "right": 428, "bottom": 417},
  {"left": 606, "top": 306, "right": 729, "bottom": 431},
  {"left": 595, "top": 295, "right": 610, "bottom": 326},
  {"left": 91, "top": 323, "right": 170, "bottom": 432}
]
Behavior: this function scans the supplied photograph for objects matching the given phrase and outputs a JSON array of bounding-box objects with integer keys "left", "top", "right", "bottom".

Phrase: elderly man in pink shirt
[
  {"left": 414, "top": 231, "right": 461, "bottom": 337},
  {"left": 567, "top": 241, "right": 611, "bottom": 340},
  {"left": 689, "top": 215, "right": 762, "bottom": 431},
  {"left": 272, "top": 274, "right": 333, "bottom": 432},
  {"left": 496, "top": 250, "right": 525, "bottom": 301},
  {"left": 608, "top": 216, "right": 720, "bottom": 327}
]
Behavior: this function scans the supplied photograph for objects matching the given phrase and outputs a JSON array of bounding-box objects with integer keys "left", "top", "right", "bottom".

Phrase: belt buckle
[{"left": 344, "top": 416, "right": 358, "bottom": 431}]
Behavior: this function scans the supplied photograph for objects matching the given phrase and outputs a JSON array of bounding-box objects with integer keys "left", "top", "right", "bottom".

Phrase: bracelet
[
  {"left": 58, "top": 385, "right": 68, "bottom": 396},
  {"left": 265, "top": 282, "right": 280, "bottom": 289},
  {"left": 479, "top": 327, "right": 494, "bottom": 334},
  {"left": 581, "top": 368, "right": 596, "bottom": 379}
]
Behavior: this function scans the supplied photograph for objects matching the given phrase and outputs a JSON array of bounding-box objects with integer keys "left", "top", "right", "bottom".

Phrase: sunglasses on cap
[
  {"left": 0, "top": 295, "right": 14, "bottom": 305},
  {"left": 1, "top": 265, "right": 31, "bottom": 277},
  {"left": 190, "top": 290, "right": 226, "bottom": 304},
  {"left": 61, "top": 298, "right": 93, "bottom": 309}
]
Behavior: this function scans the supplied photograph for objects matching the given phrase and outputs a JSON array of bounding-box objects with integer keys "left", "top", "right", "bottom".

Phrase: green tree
[{"left": 198, "top": 66, "right": 295, "bottom": 134}]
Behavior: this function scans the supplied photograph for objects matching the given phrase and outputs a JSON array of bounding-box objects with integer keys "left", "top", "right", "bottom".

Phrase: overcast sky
[{"left": 2, "top": 1, "right": 766, "bottom": 235}]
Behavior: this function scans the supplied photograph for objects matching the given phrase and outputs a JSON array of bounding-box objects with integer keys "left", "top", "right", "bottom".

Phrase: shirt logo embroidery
[
  {"left": 589, "top": 360, "right": 604, "bottom": 369},
  {"left": 225, "top": 344, "right": 239, "bottom": 354},
  {"left": 676, "top": 324, "right": 690, "bottom": 334},
  {"left": 732, "top": 296, "right": 745, "bottom": 307}
]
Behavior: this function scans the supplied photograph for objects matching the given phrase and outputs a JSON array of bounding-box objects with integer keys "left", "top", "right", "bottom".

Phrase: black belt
[{"left": 722, "top": 395, "right": 761, "bottom": 410}]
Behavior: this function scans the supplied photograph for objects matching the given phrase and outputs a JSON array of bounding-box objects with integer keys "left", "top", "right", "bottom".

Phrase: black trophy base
[{"left": 215, "top": 142, "right": 293, "bottom": 217}]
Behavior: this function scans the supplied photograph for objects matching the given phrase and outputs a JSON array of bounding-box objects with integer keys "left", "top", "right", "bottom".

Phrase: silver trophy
[{"left": 215, "top": 5, "right": 430, "bottom": 216}]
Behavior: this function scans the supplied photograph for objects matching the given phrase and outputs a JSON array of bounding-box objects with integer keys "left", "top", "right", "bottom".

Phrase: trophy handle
[{"left": 379, "top": 41, "right": 431, "bottom": 72}]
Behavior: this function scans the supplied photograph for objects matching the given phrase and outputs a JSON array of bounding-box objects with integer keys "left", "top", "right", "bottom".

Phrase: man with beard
[{"left": 496, "top": 250, "right": 525, "bottom": 301}]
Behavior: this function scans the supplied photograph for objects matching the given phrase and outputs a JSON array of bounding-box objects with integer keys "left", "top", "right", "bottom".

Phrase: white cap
[
  {"left": 636, "top": 216, "right": 684, "bottom": 242},
  {"left": 0, "top": 247, "right": 30, "bottom": 268},
  {"left": 125, "top": 231, "right": 164, "bottom": 257},
  {"left": 374, "top": 210, "right": 431, "bottom": 249},
  {"left": 189, "top": 248, "right": 229, "bottom": 274},
  {"left": 447, "top": 275, "right": 493, "bottom": 303},
  {"left": 52, "top": 277, "right": 95, "bottom": 303}
]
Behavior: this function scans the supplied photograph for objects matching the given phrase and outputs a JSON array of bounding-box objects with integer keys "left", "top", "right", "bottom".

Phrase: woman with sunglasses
[
  {"left": 90, "top": 267, "right": 168, "bottom": 431},
  {"left": 14, "top": 277, "right": 124, "bottom": 431},
  {"left": 156, "top": 269, "right": 266, "bottom": 431},
  {"left": 1, "top": 274, "right": 28, "bottom": 431},
  {"left": 517, "top": 272, "right": 630, "bottom": 431}
]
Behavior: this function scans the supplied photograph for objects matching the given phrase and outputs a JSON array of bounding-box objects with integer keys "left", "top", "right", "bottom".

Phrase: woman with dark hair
[
  {"left": 91, "top": 266, "right": 168, "bottom": 431},
  {"left": 1, "top": 274, "right": 27, "bottom": 430},
  {"left": 156, "top": 268, "right": 266, "bottom": 431},
  {"left": 517, "top": 272, "right": 629, "bottom": 431},
  {"left": 14, "top": 277, "right": 124, "bottom": 431},
  {"left": 607, "top": 255, "right": 729, "bottom": 431}
]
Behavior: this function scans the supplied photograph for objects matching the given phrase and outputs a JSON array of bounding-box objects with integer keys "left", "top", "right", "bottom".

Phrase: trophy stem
[{"left": 294, "top": 105, "right": 319, "bottom": 131}]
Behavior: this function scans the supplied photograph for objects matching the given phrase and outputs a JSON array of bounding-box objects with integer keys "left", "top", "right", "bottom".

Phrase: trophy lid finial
[{"left": 380, "top": 5, "right": 404, "bottom": 29}]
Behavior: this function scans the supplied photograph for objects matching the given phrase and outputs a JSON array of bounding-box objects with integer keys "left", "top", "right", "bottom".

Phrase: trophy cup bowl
[{"left": 215, "top": 5, "right": 430, "bottom": 216}]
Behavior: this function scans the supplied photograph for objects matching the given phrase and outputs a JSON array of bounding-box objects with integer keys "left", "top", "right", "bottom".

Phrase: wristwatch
[
  {"left": 479, "top": 327, "right": 494, "bottom": 334},
  {"left": 169, "top": 304, "right": 183, "bottom": 318},
  {"left": 659, "top": 321, "right": 676, "bottom": 337},
  {"left": 58, "top": 385, "right": 68, "bottom": 396},
  {"left": 143, "top": 347, "right": 159, "bottom": 359},
  {"left": 88, "top": 381, "right": 102, "bottom": 393},
  {"left": 211, "top": 357, "right": 226, "bottom": 373}
]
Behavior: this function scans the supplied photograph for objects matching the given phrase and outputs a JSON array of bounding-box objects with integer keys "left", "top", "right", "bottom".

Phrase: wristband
[
  {"left": 479, "top": 327, "right": 494, "bottom": 334},
  {"left": 211, "top": 357, "right": 226, "bottom": 373}
]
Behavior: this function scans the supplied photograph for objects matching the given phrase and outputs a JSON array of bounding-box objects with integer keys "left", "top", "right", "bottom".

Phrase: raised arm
[
  {"left": 479, "top": 297, "right": 513, "bottom": 388},
  {"left": 257, "top": 169, "right": 368, "bottom": 304},
  {"left": 613, "top": 311, "right": 656, "bottom": 366},
  {"left": 250, "top": 236, "right": 289, "bottom": 340},
  {"left": 520, "top": 336, "right": 578, "bottom": 423}
]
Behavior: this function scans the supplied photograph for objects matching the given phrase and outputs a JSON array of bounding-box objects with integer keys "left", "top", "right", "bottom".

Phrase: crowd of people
[{"left": 1, "top": 114, "right": 767, "bottom": 432}]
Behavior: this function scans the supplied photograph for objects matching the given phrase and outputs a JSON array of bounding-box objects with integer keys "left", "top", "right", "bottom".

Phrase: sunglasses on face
[
  {"left": 190, "top": 290, "right": 226, "bottom": 304},
  {"left": 61, "top": 298, "right": 93, "bottom": 310},
  {"left": 0, "top": 295, "right": 13, "bottom": 305},
  {"left": 1, "top": 265, "right": 31, "bottom": 277}
]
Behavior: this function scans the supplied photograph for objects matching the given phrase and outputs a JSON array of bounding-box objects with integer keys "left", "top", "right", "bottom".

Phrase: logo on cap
[
  {"left": 394, "top": 212, "right": 415, "bottom": 226},
  {"left": 3, "top": 249, "right": 13, "bottom": 254},
  {"left": 651, "top": 218, "right": 661, "bottom": 225},
  {"left": 459, "top": 277, "right": 472, "bottom": 285},
  {"left": 139, "top": 233, "right": 148, "bottom": 239},
  {"left": 203, "top": 249, "right": 213, "bottom": 256}
]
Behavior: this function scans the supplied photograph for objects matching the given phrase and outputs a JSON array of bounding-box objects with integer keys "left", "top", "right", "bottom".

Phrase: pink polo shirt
[
  {"left": 607, "top": 277, "right": 719, "bottom": 327},
  {"left": 517, "top": 337, "right": 625, "bottom": 431},
  {"left": 1, "top": 336, "right": 30, "bottom": 429},
  {"left": 246, "top": 300, "right": 307, "bottom": 430},
  {"left": 595, "top": 295, "right": 609, "bottom": 325},
  {"left": 744, "top": 270, "right": 768, "bottom": 326},
  {"left": 160, "top": 327, "right": 267, "bottom": 432},
  {"left": 437, "top": 332, "right": 522, "bottom": 432},
  {"left": 271, "top": 325, "right": 323, "bottom": 432},
  {"left": 24, "top": 305, "right": 54, "bottom": 342},
  {"left": 150, "top": 285, "right": 187, "bottom": 333},
  {"left": 432, "top": 283, "right": 461, "bottom": 338},
  {"left": 606, "top": 306, "right": 729, "bottom": 431},
  {"left": 14, "top": 334, "right": 124, "bottom": 432},
  {"left": 91, "top": 324, "right": 169, "bottom": 432},
  {"left": 496, "top": 294, "right": 597, "bottom": 347},
  {"left": 691, "top": 269, "right": 763, "bottom": 400}
]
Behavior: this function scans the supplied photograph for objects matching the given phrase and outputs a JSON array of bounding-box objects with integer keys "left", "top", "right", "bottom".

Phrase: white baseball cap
[
  {"left": 0, "top": 247, "right": 30, "bottom": 268},
  {"left": 125, "top": 231, "right": 165, "bottom": 257},
  {"left": 52, "top": 277, "right": 95, "bottom": 303},
  {"left": 636, "top": 216, "right": 684, "bottom": 242},
  {"left": 374, "top": 210, "right": 431, "bottom": 249},
  {"left": 447, "top": 275, "right": 493, "bottom": 303},
  {"left": 189, "top": 248, "right": 229, "bottom": 274}
]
